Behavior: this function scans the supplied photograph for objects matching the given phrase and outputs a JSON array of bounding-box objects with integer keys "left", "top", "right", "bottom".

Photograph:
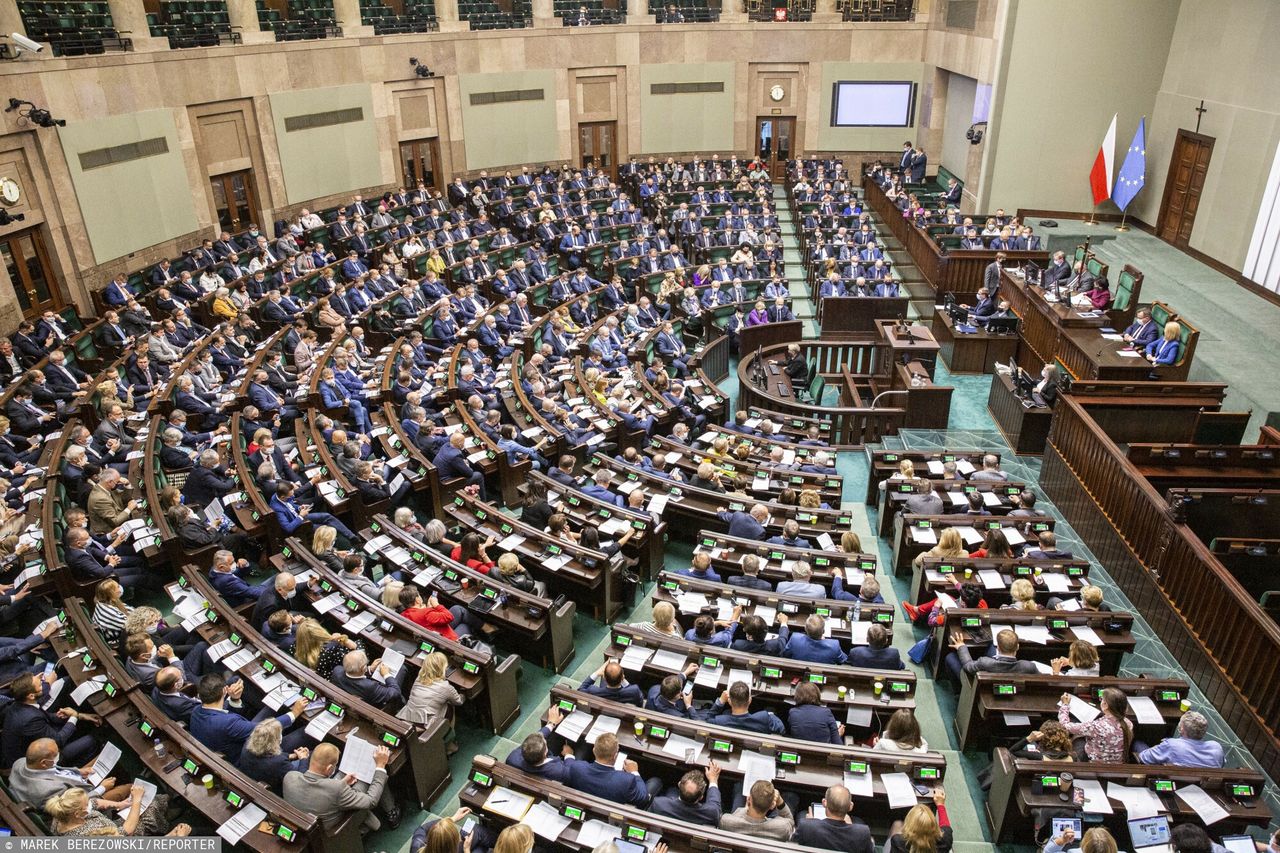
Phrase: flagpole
[
  {"left": 1086, "top": 202, "right": 1098, "bottom": 226},
  {"left": 1115, "top": 211, "right": 1130, "bottom": 232}
]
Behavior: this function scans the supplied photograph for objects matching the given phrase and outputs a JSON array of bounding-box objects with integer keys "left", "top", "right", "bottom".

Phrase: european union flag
[{"left": 1113, "top": 118, "right": 1147, "bottom": 211}]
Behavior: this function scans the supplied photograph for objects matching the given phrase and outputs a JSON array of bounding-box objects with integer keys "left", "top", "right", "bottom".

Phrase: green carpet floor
[{"left": 353, "top": 218, "right": 1280, "bottom": 852}]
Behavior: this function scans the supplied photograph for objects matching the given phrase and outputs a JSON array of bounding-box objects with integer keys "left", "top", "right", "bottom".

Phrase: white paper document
[
  {"left": 882, "top": 772, "right": 918, "bottom": 809},
  {"left": 649, "top": 648, "right": 688, "bottom": 671},
  {"left": 70, "top": 675, "right": 107, "bottom": 705},
  {"left": 738, "top": 751, "right": 776, "bottom": 792},
  {"left": 1014, "top": 624, "right": 1053, "bottom": 645},
  {"left": 520, "top": 801, "right": 571, "bottom": 841},
  {"left": 844, "top": 768, "right": 874, "bottom": 798},
  {"left": 978, "top": 570, "right": 1006, "bottom": 589},
  {"left": 1106, "top": 782, "right": 1164, "bottom": 819},
  {"left": 1128, "top": 695, "right": 1164, "bottom": 725},
  {"left": 555, "top": 710, "right": 594, "bottom": 742},
  {"left": 117, "top": 779, "right": 157, "bottom": 821},
  {"left": 483, "top": 786, "right": 534, "bottom": 820},
  {"left": 583, "top": 714, "right": 622, "bottom": 745},
  {"left": 338, "top": 732, "right": 379, "bottom": 784},
  {"left": 217, "top": 803, "right": 267, "bottom": 845},
  {"left": 1042, "top": 573, "right": 1071, "bottom": 593},
  {"left": 87, "top": 742, "right": 122, "bottom": 786},
  {"left": 693, "top": 664, "right": 723, "bottom": 689},
  {"left": 1067, "top": 695, "right": 1101, "bottom": 723},
  {"left": 1072, "top": 625, "right": 1105, "bottom": 647},
  {"left": 304, "top": 710, "right": 342, "bottom": 740},
  {"left": 576, "top": 819, "right": 621, "bottom": 849},
  {"left": 1175, "top": 784, "right": 1229, "bottom": 825},
  {"left": 1076, "top": 778, "right": 1113, "bottom": 814}
]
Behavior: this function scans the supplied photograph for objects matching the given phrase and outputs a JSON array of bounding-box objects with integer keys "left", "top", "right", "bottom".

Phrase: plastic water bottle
[
  {"left": 852, "top": 597, "right": 862, "bottom": 623},
  {"left": 153, "top": 738, "right": 166, "bottom": 759}
]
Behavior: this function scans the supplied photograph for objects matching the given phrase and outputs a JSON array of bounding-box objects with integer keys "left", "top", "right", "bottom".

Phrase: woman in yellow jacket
[{"left": 211, "top": 287, "right": 239, "bottom": 321}]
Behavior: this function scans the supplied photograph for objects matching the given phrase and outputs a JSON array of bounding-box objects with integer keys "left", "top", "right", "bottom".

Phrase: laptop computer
[
  {"left": 1219, "top": 836, "right": 1257, "bottom": 853},
  {"left": 1128, "top": 816, "right": 1174, "bottom": 853}
]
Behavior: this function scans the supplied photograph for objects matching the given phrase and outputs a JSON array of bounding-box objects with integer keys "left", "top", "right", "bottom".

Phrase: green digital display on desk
[
  {"left": 103, "top": 682, "right": 117, "bottom": 697},
  {"left": 1015, "top": 566, "right": 1031, "bottom": 576},
  {"left": 815, "top": 607, "right": 831, "bottom": 617},
  {"left": 471, "top": 771, "right": 492, "bottom": 787},
  {"left": 615, "top": 634, "right": 631, "bottom": 647},
  {"left": 779, "top": 752, "right": 800, "bottom": 765},
  {"left": 648, "top": 726, "right": 669, "bottom": 739},
  {"left": 302, "top": 688, "right": 317, "bottom": 701},
  {"left": 626, "top": 826, "right": 647, "bottom": 841},
  {"left": 182, "top": 759, "right": 199, "bottom": 775},
  {"left": 962, "top": 617, "right": 981, "bottom": 628},
  {"left": 563, "top": 805, "right": 584, "bottom": 820},
  {"left": 558, "top": 699, "right": 576, "bottom": 713},
  {"left": 139, "top": 721, "right": 155, "bottom": 737},
  {"left": 382, "top": 733, "right": 401, "bottom": 748},
  {"left": 701, "top": 656, "right": 719, "bottom": 669},
  {"left": 1231, "top": 784, "right": 1254, "bottom": 797},
  {"left": 1050, "top": 619, "right": 1068, "bottom": 630},
  {"left": 701, "top": 537, "right": 717, "bottom": 547},
  {"left": 770, "top": 550, "right": 785, "bottom": 560},
  {"left": 808, "top": 674, "right": 826, "bottom": 685},
  {"left": 320, "top": 580, "right": 333, "bottom": 593},
  {"left": 890, "top": 682, "right": 908, "bottom": 693},
  {"left": 462, "top": 661, "right": 480, "bottom": 674},
  {"left": 662, "top": 581, "right": 679, "bottom": 591},
  {"left": 1159, "top": 691, "right": 1179, "bottom": 702},
  {"left": 711, "top": 740, "right": 733, "bottom": 754},
  {"left": 1153, "top": 780, "right": 1175, "bottom": 793},
  {"left": 419, "top": 641, "right": 435, "bottom": 655},
  {"left": 847, "top": 761, "right": 867, "bottom": 774},
  {"left": 1040, "top": 775, "right": 1059, "bottom": 787},
  {"left": 995, "top": 684, "right": 1016, "bottom": 696},
  {"left": 276, "top": 825, "right": 296, "bottom": 842},
  {"left": 860, "top": 561, "right": 875, "bottom": 571},
  {"left": 326, "top": 703, "right": 344, "bottom": 718},
  {"left": 762, "top": 667, "right": 782, "bottom": 679},
  {"left": 1068, "top": 566, "right": 1084, "bottom": 576}
]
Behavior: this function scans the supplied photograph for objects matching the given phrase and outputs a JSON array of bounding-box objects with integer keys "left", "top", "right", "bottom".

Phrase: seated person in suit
[
  {"left": 720, "top": 779, "right": 797, "bottom": 842},
  {"left": 505, "top": 706, "right": 571, "bottom": 782},
  {"left": 189, "top": 673, "right": 311, "bottom": 763},
  {"left": 645, "top": 669, "right": 702, "bottom": 718},
  {"left": 685, "top": 608, "right": 741, "bottom": 648},
  {"left": 830, "top": 568, "right": 883, "bottom": 603},
  {"left": 792, "top": 784, "right": 874, "bottom": 853},
  {"left": 208, "top": 548, "right": 270, "bottom": 607},
  {"left": 732, "top": 613, "right": 791, "bottom": 656},
  {"left": 788, "top": 681, "right": 844, "bottom": 745},
  {"left": 847, "top": 623, "right": 905, "bottom": 670},
  {"left": 564, "top": 732, "right": 659, "bottom": 808},
  {"left": 776, "top": 562, "right": 825, "bottom": 598},
  {"left": 650, "top": 764, "right": 723, "bottom": 827},
  {"left": 715, "top": 503, "right": 769, "bottom": 540},
  {"left": 783, "top": 614, "right": 847, "bottom": 665},
  {"left": 1122, "top": 307, "right": 1160, "bottom": 349},
  {"left": 705, "top": 680, "right": 785, "bottom": 734},
  {"left": 727, "top": 554, "right": 772, "bottom": 591},
  {"left": 678, "top": 551, "right": 721, "bottom": 583},
  {"left": 151, "top": 665, "right": 200, "bottom": 724},
  {"left": 767, "top": 519, "right": 811, "bottom": 550},
  {"left": 237, "top": 718, "right": 310, "bottom": 794},
  {"left": 123, "top": 632, "right": 210, "bottom": 691},
  {"left": 1144, "top": 321, "right": 1182, "bottom": 367},
  {"left": 331, "top": 649, "right": 407, "bottom": 714},
  {"left": 944, "top": 627, "right": 1039, "bottom": 685},
  {"left": 578, "top": 660, "right": 644, "bottom": 706}
]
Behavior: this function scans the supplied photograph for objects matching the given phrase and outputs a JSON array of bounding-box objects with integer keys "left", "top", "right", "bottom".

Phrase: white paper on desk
[
  {"left": 1032, "top": 660, "right": 1054, "bottom": 675},
  {"left": 599, "top": 517, "right": 629, "bottom": 537},
  {"left": 845, "top": 769, "right": 874, "bottom": 798},
  {"left": 304, "top": 710, "right": 342, "bottom": 740},
  {"left": 1068, "top": 626, "right": 1103, "bottom": 649},
  {"left": 346, "top": 611, "right": 377, "bottom": 635},
  {"left": 208, "top": 637, "right": 238, "bottom": 662},
  {"left": 650, "top": 648, "right": 688, "bottom": 672},
  {"left": 911, "top": 527, "right": 938, "bottom": 545},
  {"left": 497, "top": 533, "right": 527, "bottom": 551},
  {"left": 694, "top": 664, "right": 723, "bottom": 689},
  {"left": 70, "top": 675, "right": 107, "bottom": 705},
  {"left": 1127, "top": 695, "right": 1163, "bottom": 725},
  {"left": 338, "top": 731, "right": 380, "bottom": 784},
  {"left": 117, "top": 778, "right": 157, "bottom": 821},
  {"left": 484, "top": 786, "right": 534, "bottom": 820},
  {"left": 217, "top": 802, "right": 267, "bottom": 845},
  {"left": 927, "top": 460, "right": 944, "bottom": 475},
  {"left": 556, "top": 709, "right": 594, "bottom": 742},
  {"left": 1058, "top": 599, "right": 1082, "bottom": 612},
  {"left": 313, "top": 591, "right": 344, "bottom": 614},
  {"left": 754, "top": 604, "right": 777, "bottom": 625},
  {"left": 957, "top": 526, "right": 983, "bottom": 546},
  {"left": 978, "top": 570, "right": 1006, "bottom": 589},
  {"left": 1100, "top": 333, "right": 1125, "bottom": 341},
  {"left": 584, "top": 714, "right": 621, "bottom": 745},
  {"left": 87, "top": 741, "right": 122, "bottom": 786},
  {"left": 676, "top": 591, "right": 709, "bottom": 614},
  {"left": 883, "top": 772, "right": 918, "bottom": 809},
  {"left": 740, "top": 751, "right": 776, "bottom": 792},
  {"left": 1116, "top": 349, "right": 1144, "bottom": 358},
  {"left": 39, "top": 677, "right": 65, "bottom": 710},
  {"left": 1015, "top": 624, "right": 1053, "bottom": 645},
  {"left": 955, "top": 459, "right": 976, "bottom": 475},
  {"left": 1107, "top": 782, "right": 1164, "bottom": 819},
  {"left": 1043, "top": 573, "right": 1071, "bottom": 593},
  {"left": 521, "top": 800, "right": 571, "bottom": 842},
  {"left": 577, "top": 819, "right": 622, "bottom": 849},
  {"left": 661, "top": 733, "right": 705, "bottom": 764},
  {"left": 386, "top": 546, "right": 415, "bottom": 567},
  {"left": 620, "top": 644, "right": 653, "bottom": 672},
  {"left": 172, "top": 594, "right": 205, "bottom": 622},
  {"left": 647, "top": 493, "right": 670, "bottom": 515},
  {"left": 1076, "top": 778, "right": 1113, "bottom": 814},
  {"left": 223, "top": 648, "right": 258, "bottom": 670},
  {"left": 617, "top": 479, "right": 641, "bottom": 495},
  {"left": 1003, "top": 712, "right": 1033, "bottom": 727},
  {"left": 364, "top": 534, "right": 392, "bottom": 554},
  {"left": 1175, "top": 784, "right": 1229, "bottom": 825},
  {"left": 935, "top": 592, "right": 959, "bottom": 611},
  {"left": 848, "top": 621, "right": 871, "bottom": 645},
  {"left": 1003, "top": 527, "right": 1026, "bottom": 546},
  {"left": 725, "top": 669, "right": 754, "bottom": 692},
  {"left": 947, "top": 491, "right": 967, "bottom": 507},
  {"left": 1068, "top": 695, "right": 1101, "bottom": 723},
  {"left": 715, "top": 598, "right": 735, "bottom": 621},
  {"left": 982, "top": 491, "right": 1002, "bottom": 507}
]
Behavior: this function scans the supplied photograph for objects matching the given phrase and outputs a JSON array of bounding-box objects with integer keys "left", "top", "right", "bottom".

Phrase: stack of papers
[
  {"left": 620, "top": 644, "right": 653, "bottom": 672},
  {"left": 583, "top": 715, "right": 621, "bottom": 745},
  {"left": 338, "top": 731, "right": 380, "bottom": 783},
  {"left": 882, "top": 772, "right": 919, "bottom": 809},
  {"left": 483, "top": 786, "right": 534, "bottom": 820},
  {"left": 520, "top": 801, "right": 571, "bottom": 841},
  {"left": 217, "top": 803, "right": 267, "bottom": 844},
  {"left": 649, "top": 649, "right": 688, "bottom": 671},
  {"left": 555, "top": 710, "right": 594, "bottom": 742}
]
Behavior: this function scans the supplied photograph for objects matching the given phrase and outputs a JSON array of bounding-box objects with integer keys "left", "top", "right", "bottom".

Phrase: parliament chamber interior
[{"left": 1, "top": 0, "right": 1279, "bottom": 851}]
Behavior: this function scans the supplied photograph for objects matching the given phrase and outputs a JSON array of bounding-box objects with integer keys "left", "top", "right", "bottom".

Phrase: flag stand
[
  {"left": 1085, "top": 204, "right": 1099, "bottom": 226},
  {"left": 1115, "top": 211, "right": 1130, "bottom": 232}
]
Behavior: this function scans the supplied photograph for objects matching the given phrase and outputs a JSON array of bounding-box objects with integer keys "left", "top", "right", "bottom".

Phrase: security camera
[
  {"left": 10, "top": 33, "right": 43, "bottom": 54},
  {"left": 966, "top": 121, "right": 988, "bottom": 146}
]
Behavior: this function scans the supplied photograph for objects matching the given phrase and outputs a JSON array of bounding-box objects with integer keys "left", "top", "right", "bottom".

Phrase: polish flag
[{"left": 1089, "top": 114, "right": 1117, "bottom": 206}]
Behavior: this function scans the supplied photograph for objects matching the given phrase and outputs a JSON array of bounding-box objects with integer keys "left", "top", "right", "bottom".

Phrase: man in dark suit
[
  {"left": 909, "top": 147, "right": 927, "bottom": 183},
  {"left": 651, "top": 764, "right": 723, "bottom": 827},
  {"left": 504, "top": 707, "right": 571, "bottom": 782},
  {"left": 578, "top": 661, "right": 643, "bottom": 706},
  {"left": 564, "top": 733, "right": 657, "bottom": 808},
  {"left": 847, "top": 624, "right": 905, "bottom": 670},
  {"left": 792, "top": 785, "right": 874, "bottom": 853},
  {"left": 330, "top": 649, "right": 406, "bottom": 714},
  {"left": 783, "top": 615, "right": 848, "bottom": 665},
  {"left": 151, "top": 666, "right": 200, "bottom": 724},
  {"left": 183, "top": 451, "right": 236, "bottom": 508},
  {"left": 715, "top": 504, "right": 769, "bottom": 540},
  {"left": 944, "top": 178, "right": 962, "bottom": 205},
  {"left": 0, "top": 672, "right": 100, "bottom": 770},
  {"left": 1042, "top": 250, "right": 1072, "bottom": 291},
  {"left": 190, "top": 673, "right": 309, "bottom": 763},
  {"left": 984, "top": 252, "right": 1007, "bottom": 296},
  {"left": 250, "top": 573, "right": 304, "bottom": 633},
  {"left": 431, "top": 432, "right": 486, "bottom": 499}
]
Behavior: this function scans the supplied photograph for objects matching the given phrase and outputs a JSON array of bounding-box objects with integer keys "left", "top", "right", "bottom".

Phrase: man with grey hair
[
  {"left": 776, "top": 561, "right": 824, "bottom": 598},
  {"left": 970, "top": 453, "right": 1009, "bottom": 481},
  {"left": 1136, "top": 710, "right": 1224, "bottom": 767},
  {"left": 330, "top": 648, "right": 406, "bottom": 712},
  {"left": 159, "top": 427, "right": 196, "bottom": 471},
  {"left": 182, "top": 447, "right": 236, "bottom": 507},
  {"left": 7, "top": 738, "right": 118, "bottom": 808}
]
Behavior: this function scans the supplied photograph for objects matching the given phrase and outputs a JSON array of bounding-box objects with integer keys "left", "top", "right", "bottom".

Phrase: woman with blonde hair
[
  {"left": 1145, "top": 321, "right": 1182, "bottom": 366},
  {"left": 1051, "top": 639, "right": 1100, "bottom": 677},
  {"left": 912, "top": 527, "right": 966, "bottom": 571},
  {"left": 397, "top": 652, "right": 463, "bottom": 744},
  {"left": 1044, "top": 826, "right": 1119, "bottom": 853},
  {"left": 91, "top": 579, "right": 132, "bottom": 645},
  {"left": 1004, "top": 578, "right": 1040, "bottom": 611},
  {"left": 44, "top": 786, "right": 182, "bottom": 837},
  {"left": 839, "top": 530, "right": 863, "bottom": 554},
  {"left": 887, "top": 789, "right": 952, "bottom": 853},
  {"left": 424, "top": 248, "right": 447, "bottom": 277},
  {"left": 237, "top": 718, "right": 309, "bottom": 793},
  {"left": 315, "top": 295, "right": 347, "bottom": 334},
  {"left": 636, "top": 600, "right": 682, "bottom": 637},
  {"left": 496, "top": 552, "right": 543, "bottom": 596},
  {"left": 291, "top": 617, "right": 357, "bottom": 674},
  {"left": 494, "top": 824, "right": 535, "bottom": 853},
  {"left": 122, "top": 603, "right": 192, "bottom": 655},
  {"left": 381, "top": 579, "right": 406, "bottom": 609},
  {"left": 96, "top": 379, "right": 132, "bottom": 417},
  {"left": 310, "top": 525, "right": 344, "bottom": 573},
  {"left": 879, "top": 458, "right": 915, "bottom": 490}
]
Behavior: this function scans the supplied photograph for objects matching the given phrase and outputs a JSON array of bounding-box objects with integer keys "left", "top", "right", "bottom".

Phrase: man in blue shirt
[
  {"left": 645, "top": 668, "right": 702, "bottom": 719},
  {"left": 1135, "top": 711, "right": 1224, "bottom": 768},
  {"left": 578, "top": 661, "right": 644, "bottom": 706},
  {"left": 705, "top": 681, "right": 785, "bottom": 734},
  {"left": 784, "top": 615, "right": 848, "bottom": 665},
  {"left": 564, "top": 733, "right": 658, "bottom": 807},
  {"left": 685, "top": 609, "right": 741, "bottom": 648}
]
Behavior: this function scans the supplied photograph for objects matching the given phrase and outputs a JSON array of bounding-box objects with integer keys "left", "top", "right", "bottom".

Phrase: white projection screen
[{"left": 830, "top": 81, "right": 917, "bottom": 127}]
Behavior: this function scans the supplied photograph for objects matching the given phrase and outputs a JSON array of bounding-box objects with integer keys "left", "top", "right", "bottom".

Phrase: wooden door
[
  {"left": 399, "top": 138, "right": 443, "bottom": 193},
  {"left": 1157, "top": 130, "right": 1213, "bottom": 248},
  {"left": 0, "top": 228, "right": 66, "bottom": 319},
  {"left": 577, "top": 121, "right": 617, "bottom": 181},
  {"left": 209, "top": 170, "right": 261, "bottom": 233},
  {"left": 756, "top": 117, "right": 795, "bottom": 180}
]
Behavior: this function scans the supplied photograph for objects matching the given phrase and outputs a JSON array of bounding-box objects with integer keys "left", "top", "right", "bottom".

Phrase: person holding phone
[{"left": 1043, "top": 825, "right": 1122, "bottom": 853}]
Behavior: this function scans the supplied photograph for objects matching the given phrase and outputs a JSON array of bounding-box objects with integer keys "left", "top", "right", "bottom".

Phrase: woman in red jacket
[
  {"left": 450, "top": 532, "right": 496, "bottom": 575},
  {"left": 398, "top": 585, "right": 478, "bottom": 641}
]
